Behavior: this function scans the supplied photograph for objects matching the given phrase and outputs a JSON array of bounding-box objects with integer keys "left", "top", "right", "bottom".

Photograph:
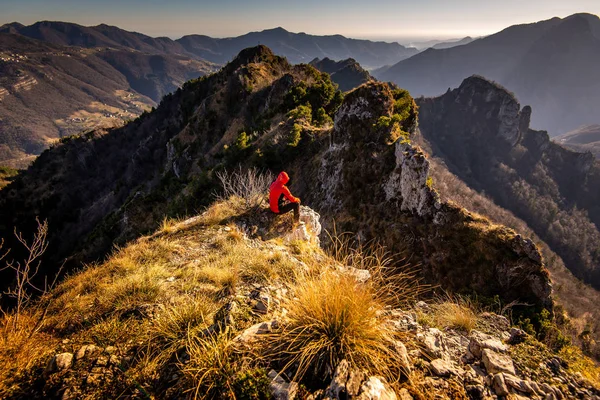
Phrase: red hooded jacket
[{"left": 269, "top": 171, "right": 299, "bottom": 213}]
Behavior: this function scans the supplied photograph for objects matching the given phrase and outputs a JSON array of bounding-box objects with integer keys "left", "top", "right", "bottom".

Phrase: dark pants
[{"left": 277, "top": 202, "right": 300, "bottom": 223}]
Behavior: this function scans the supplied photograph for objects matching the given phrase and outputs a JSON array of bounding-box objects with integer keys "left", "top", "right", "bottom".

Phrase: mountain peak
[
  {"left": 229, "top": 44, "right": 278, "bottom": 66},
  {"left": 263, "top": 26, "right": 289, "bottom": 34}
]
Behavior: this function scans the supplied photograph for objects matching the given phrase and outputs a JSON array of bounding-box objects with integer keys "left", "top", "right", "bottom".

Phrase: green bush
[
  {"left": 315, "top": 107, "right": 333, "bottom": 127},
  {"left": 235, "top": 131, "right": 250, "bottom": 151},
  {"left": 288, "top": 124, "right": 302, "bottom": 147},
  {"left": 288, "top": 104, "right": 312, "bottom": 123},
  {"left": 233, "top": 368, "right": 273, "bottom": 400}
]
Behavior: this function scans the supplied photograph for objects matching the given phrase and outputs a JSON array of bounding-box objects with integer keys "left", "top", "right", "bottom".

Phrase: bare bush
[
  {"left": 0, "top": 218, "right": 49, "bottom": 330},
  {"left": 215, "top": 166, "right": 274, "bottom": 209}
]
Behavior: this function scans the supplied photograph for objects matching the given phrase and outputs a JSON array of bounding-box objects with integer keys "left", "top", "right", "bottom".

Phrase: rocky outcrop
[
  {"left": 417, "top": 74, "right": 600, "bottom": 290},
  {"left": 326, "top": 360, "right": 397, "bottom": 400},
  {"left": 305, "top": 81, "right": 553, "bottom": 310}
]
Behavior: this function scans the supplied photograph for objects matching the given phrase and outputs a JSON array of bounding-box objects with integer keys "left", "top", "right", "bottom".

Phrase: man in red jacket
[{"left": 269, "top": 171, "right": 301, "bottom": 224}]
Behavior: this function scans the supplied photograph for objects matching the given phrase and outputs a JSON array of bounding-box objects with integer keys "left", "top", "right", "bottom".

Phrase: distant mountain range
[
  {"left": 409, "top": 36, "right": 474, "bottom": 50},
  {"left": 0, "top": 29, "right": 215, "bottom": 167},
  {"left": 554, "top": 124, "right": 600, "bottom": 158},
  {"left": 176, "top": 27, "right": 418, "bottom": 68},
  {"left": 2, "top": 22, "right": 419, "bottom": 69},
  {"left": 375, "top": 13, "right": 600, "bottom": 135},
  {"left": 432, "top": 36, "right": 474, "bottom": 49},
  {"left": 0, "top": 21, "right": 422, "bottom": 166}
]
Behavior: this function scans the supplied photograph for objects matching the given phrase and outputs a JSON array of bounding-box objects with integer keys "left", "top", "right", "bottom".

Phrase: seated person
[{"left": 269, "top": 171, "right": 301, "bottom": 225}]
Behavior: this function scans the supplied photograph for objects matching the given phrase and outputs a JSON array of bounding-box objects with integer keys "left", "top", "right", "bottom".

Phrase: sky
[{"left": 1, "top": 0, "right": 599, "bottom": 43}]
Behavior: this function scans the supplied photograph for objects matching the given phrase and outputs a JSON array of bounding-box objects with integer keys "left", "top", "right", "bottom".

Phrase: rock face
[
  {"left": 417, "top": 75, "right": 600, "bottom": 290},
  {"left": 302, "top": 81, "right": 552, "bottom": 310}
]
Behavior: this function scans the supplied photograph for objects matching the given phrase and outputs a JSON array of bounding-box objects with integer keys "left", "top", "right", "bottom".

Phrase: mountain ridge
[
  {"left": 376, "top": 13, "right": 600, "bottom": 135},
  {"left": 3, "top": 21, "right": 419, "bottom": 68}
]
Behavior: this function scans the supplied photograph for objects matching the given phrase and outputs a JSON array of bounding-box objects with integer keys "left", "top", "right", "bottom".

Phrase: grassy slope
[{"left": 2, "top": 196, "right": 599, "bottom": 399}]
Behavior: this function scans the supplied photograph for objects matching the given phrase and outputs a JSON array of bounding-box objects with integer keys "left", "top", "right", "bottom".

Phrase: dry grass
[
  {"left": 198, "top": 197, "right": 245, "bottom": 226},
  {"left": 431, "top": 296, "right": 479, "bottom": 332},
  {"left": 405, "top": 369, "right": 469, "bottom": 400},
  {"left": 183, "top": 332, "right": 243, "bottom": 399},
  {"left": 267, "top": 269, "right": 407, "bottom": 384},
  {"left": 0, "top": 312, "right": 58, "bottom": 397},
  {"left": 158, "top": 217, "right": 182, "bottom": 235},
  {"left": 326, "top": 230, "right": 426, "bottom": 307}
]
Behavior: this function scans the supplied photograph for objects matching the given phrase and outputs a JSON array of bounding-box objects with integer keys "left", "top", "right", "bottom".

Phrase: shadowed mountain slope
[
  {"left": 376, "top": 13, "right": 600, "bottom": 135},
  {"left": 418, "top": 75, "right": 600, "bottom": 290},
  {"left": 309, "top": 57, "right": 373, "bottom": 91},
  {"left": 0, "top": 32, "right": 214, "bottom": 167}
]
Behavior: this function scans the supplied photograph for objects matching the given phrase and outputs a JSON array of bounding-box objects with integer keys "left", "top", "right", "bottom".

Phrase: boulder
[
  {"left": 430, "top": 359, "right": 455, "bottom": 377},
  {"left": 492, "top": 373, "right": 509, "bottom": 396},
  {"left": 468, "top": 330, "right": 507, "bottom": 358},
  {"left": 356, "top": 377, "right": 397, "bottom": 400},
  {"left": 327, "top": 360, "right": 397, "bottom": 400},
  {"left": 503, "top": 374, "right": 535, "bottom": 394},
  {"left": 418, "top": 328, "right": 447, "bottom": 359},
  {"left": 393, "top": 341, "right": 412, "bottom": 375},
  {"left": 45, "top": 352, "right": 73, "bottom": 374},
  {"left": 234, "top": 320, "right": 279, "bottom": 343},
  {"left": 268, "top": 369, "right": 298, "bottom": 400},
  {"left": 75, "top": 344, "right": 99, "bottom": 361},
  {"left": 328, "top": 360, "right": 366, "bottom": 398},
  {"left": 482, "top": 349, "right": 515, "bottom": 375},
  {"left": 285, "top": 206, "right": 322, "bottom": 244},
  {"left": 508, "top": 327, "right": 528, "bottom": 344}
]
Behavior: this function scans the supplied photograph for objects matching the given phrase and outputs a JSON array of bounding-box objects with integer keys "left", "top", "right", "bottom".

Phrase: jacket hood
[{"left": 277, "top": 171, "right": 289, "bottom": 184}]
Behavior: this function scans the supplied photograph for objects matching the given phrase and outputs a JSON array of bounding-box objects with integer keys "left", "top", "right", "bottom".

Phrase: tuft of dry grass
[
  {"left": 0, "top": 312, "right": 58, "bottom": 397},
  {"left": 432, "top": 296, "right": 479, "bottom": 333},
  {"left": 325, "top": 229, "right": 427, "bottom": 307},
  {"left": 198, "top": 265, "right": 239, "bottom": 296},
  {"left": 182, "top": 332, "right": 241, "bottom": 399},
  {"left": 199, "top": 197, "right": 245, "bottom": 226},
  {"left": 267, "top": 269, "right": 407, "bottom": 384},
  {"left": 158, "top": 217, "right": 182, "bottom": 235}
]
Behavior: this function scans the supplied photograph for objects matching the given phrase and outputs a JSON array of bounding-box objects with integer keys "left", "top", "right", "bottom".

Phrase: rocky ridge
[
  {"left": 30, "top": 207, "right": 599, "bottom": 400},
  {"left": 417, "top": 75, "right": 600, "bottom": 290}
]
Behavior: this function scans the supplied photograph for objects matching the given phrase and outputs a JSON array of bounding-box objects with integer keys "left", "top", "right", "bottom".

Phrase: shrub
[
  {"left": 232, "top": 368, "right": 273, "bottom": 400},
  {"left": 288, "top": 124, "right": 302, "bottom": 147},
  {"left": 288, "top": 104, "right": 312, "bottom": 123},
  {"left": 314, "top": 107, "right": 333, "bottom": 127},
  {"left": 267, "top": 270, "right": 406, "bottom": 384},
  {"left": 215, "top": 167, "right": 274, "bottom": 210}
]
